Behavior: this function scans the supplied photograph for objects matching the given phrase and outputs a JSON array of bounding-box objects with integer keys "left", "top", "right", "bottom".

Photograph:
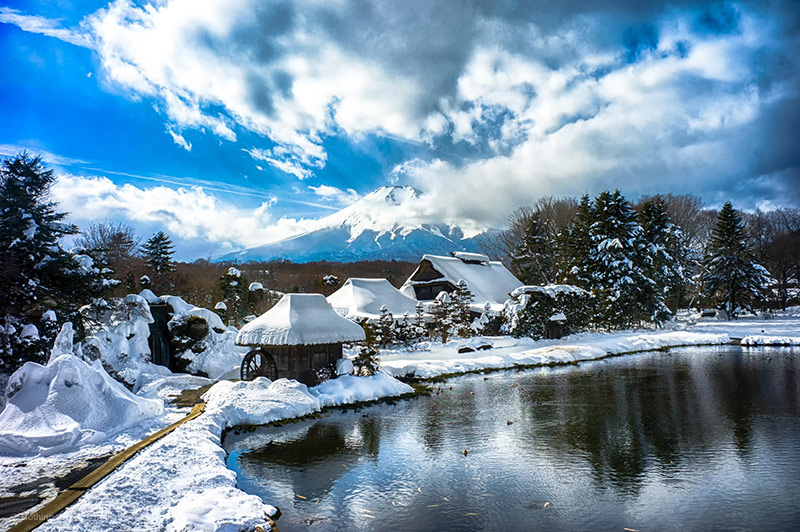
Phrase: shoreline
[{"left": 2, "top": 318, "right": 799, "bottom": 531}]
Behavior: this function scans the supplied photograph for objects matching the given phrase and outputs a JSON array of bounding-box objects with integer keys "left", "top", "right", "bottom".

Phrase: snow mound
[
  {"left": 0, "top": 354, "right": 163, "bottom": 456},
  {"left": 236, "top": 293, "right": 365, "bottom": 346}
]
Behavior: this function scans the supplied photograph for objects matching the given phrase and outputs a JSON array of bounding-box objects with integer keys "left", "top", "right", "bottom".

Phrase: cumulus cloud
[
  {"left": 4, "top": 0, "right": 799, "bottom": 225},
  {"left": 51, "top": 174, "right": 312, "bottom": 252},
  {"left": 308, "top": 184, "right": 360, "bottom": 206}
]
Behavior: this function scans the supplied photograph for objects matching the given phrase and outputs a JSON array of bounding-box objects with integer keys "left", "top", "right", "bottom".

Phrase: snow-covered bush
[
  {"left": 503, "top": 285, "right": 594, "bottom": 339},
  {"left": 163, "top": 295, "right": 247, "bottom": 379},
  {"left": 79, "top": 294, "right": 158, "bottom": 384}
]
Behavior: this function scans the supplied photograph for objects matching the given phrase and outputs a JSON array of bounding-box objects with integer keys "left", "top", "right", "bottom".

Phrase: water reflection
[{"left": 224, "top": 347, "right": 800, "bottom": 531}]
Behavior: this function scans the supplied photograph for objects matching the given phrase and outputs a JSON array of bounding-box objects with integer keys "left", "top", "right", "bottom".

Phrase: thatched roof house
[
  {"left": 400, "top": 252, "right": 522, "bottom": 313},
  {"left": 236, "top": 294, "right": 365, "bottom": 385},
  {"left": 327, "top": 278, "right": 420, "bottom": 321}
]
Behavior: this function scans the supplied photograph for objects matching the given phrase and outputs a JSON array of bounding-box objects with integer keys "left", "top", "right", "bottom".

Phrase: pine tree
[
  {"left": 451, "top": 280, "right": 475, "bottom": 337},
  {"left": 376, "top": 305, "right": 396, "bottom": 348},
  {"left": 702, "top": 202, "right": 771, "bottom": 318},
  {"left": 430, "top": 291, "right": 454, "bottom": 343},
  {"left": 511, "top": 213, "right": 551, "bottom": 285},
  {"left": 559, "top": 194, "right": 595, "bottom": 286},
  {"left": 639, "top": 196, "right": 690, "bottom": 315},
  {"left": 141, "top": 231, "right": 175, "bottom": 276},
  {"left": 0, "top": 153, "right": 102, "bottom": 371},
  {"left": 218, "top": 267, "right": 244, "bottom": 326},
  {"left": 589, "top": 190, "right": 659, "bottom": 328},
  {"left": 413, "top": 301, "right": 427, "bottom": 344}
]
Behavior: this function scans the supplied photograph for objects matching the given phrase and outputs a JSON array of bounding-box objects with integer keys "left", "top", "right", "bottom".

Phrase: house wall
[{"left": 269, "top": 343, "right": 343, "bottom": 386}]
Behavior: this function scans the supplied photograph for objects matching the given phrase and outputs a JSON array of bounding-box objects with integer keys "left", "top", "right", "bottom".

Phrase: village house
[
  {"left": 327, "top": 278, "right": 420, "bottom": 321},
  {"left": 400, "top": 252, "right": 523, "bottom": 314}
]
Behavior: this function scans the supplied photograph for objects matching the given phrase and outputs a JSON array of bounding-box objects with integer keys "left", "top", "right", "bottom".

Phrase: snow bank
[
  {"left": 0, "top": 354, "right": 163, "bottom": 456},
  {"left": 379, "top": 330, "right": 732, "bottom": 379},
  {"left": 37, "top": 372, "right": 412, "bottom": 532},
  {"left": 741, "top": 335, "right": 800, "bottom": 346}
]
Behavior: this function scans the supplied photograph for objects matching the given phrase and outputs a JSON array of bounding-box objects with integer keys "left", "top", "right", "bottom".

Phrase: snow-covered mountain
[{"left": 217, "top": 186, "right": 493, "bottom": 263}]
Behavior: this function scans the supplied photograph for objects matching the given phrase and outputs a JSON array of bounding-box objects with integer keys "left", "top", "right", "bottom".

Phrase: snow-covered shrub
[
  {"left": 503, "top": 285, "right": 594, "bottom": 339},
  {"left": 79, "top": 294, "right": 157, "bottom": 384},
  {"left": 352, "top": 345, "right": 380, "bottom": 376},
  {"left": 163, "top": 295, "right": 247, "bottom": 379}
]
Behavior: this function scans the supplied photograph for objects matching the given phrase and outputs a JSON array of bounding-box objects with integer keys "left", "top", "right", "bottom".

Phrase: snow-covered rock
[{"left": 0, "top": 354, "right": 163, "bottom": 456}]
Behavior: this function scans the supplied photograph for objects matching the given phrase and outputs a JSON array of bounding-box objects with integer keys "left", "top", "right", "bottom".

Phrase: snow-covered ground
[
  {"left": 379, "top": 316, "right": 800, "bottom": 379},
  {"left": 1, "top": 315, "right": 798, "bottom": 531}
]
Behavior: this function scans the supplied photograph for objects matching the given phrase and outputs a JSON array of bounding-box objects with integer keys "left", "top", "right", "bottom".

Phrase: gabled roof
[
  {"left": 236, "top": 294, "right": 366, "bottom": 347},
  {"left": 401, "top": 254, "right": 523, "bottom": 311},
  {"left": 327, "top": 278, "right": 420, "bottom": 320}
]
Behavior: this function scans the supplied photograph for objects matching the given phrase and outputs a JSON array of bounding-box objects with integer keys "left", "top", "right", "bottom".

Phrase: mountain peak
[
  {"left": 216, "top": 185, "right": 492, "bottom": 263},
  {"left": 363, "top": 185, "right": 420, "bottom": 206}
]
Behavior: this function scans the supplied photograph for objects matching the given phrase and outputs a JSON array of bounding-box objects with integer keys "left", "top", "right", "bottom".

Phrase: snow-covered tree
[
  {"left": 218, "top": 267, "right": 244, "bottom": 326},
  {"left": 430, "top": 291, "right": 454, "bottom": 343},
  {"left": 558, "top": 194, "right": 595, "bottom": 286},
  {"left": 412, "top": 301, "right": 427, "bottom": 343},
  {"left": 639, "top": 196, "right": 691, "bottom": 314},
  {"left": 451, "top": 280, "right": 475, "bottom": 337},
  {"left": 702, "top": 202, "right": 772, "bottom": 318},
  {"left": 589, "top": 190, "right": 662, "bottom": 327},
  {"left": 0, "top": 154, "right": 102, "bottom": 371},
  {"left": 511, "top": 213, "right": 551, "bottom": 285},
  {"left": 141, "top": 231, "right": 175, "bottom": 277},
  {"left": 376, "top": 305, "right": 395, "bottom": 348}
]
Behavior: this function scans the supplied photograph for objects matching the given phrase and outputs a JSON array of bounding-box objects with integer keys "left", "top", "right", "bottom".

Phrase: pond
[{"left": 224, "top": 346, "right": 800, "bottom": 531}]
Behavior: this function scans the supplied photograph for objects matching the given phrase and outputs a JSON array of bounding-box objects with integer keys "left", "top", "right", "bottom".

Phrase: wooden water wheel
[{"left": 240, "top": 349, "right": 279, "bottom": 381}]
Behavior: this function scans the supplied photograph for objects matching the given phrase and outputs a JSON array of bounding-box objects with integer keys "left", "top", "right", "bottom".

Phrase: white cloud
[
  {"left": 167, "top": 128, "right": 192, "bottom": 151},
  {"left": 0, "top": 144, "right": 89, "bottom": 166},
  {"left": 0, "top": 8, "right": 92, "bottom": 47},
  {"left": 51, "top": 174, "right": 309, "bottom": 251},
  {"left": 308, "top": 184, "right": 360, "bottom": 205}
]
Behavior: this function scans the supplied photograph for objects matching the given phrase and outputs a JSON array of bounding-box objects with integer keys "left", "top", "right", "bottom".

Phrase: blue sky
[{"left": 1, "top": 0, "right": 798, "bottom": 260}]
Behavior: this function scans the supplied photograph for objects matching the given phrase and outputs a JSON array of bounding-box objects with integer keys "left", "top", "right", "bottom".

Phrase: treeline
[{"left": 483, "top": 191, "right": 800, "bottom": 326}]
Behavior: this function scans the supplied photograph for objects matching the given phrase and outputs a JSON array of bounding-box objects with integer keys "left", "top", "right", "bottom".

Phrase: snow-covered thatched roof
[
  {"left": 236, "top": 294, "right": 366, "bottom": 347},
  {"left": 327, "top": 278, "right": 420, "bottom": 320},
  {"left": 510, "top": 284, "right": 589, "bottom": 299},
  {"left": 401, "top": 253, "right": 522, "bottom": 312}
]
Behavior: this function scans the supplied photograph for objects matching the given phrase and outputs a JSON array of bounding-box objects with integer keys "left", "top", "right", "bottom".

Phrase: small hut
[{"left": 235, "top": 294, "right": 365, "bottom": 386}]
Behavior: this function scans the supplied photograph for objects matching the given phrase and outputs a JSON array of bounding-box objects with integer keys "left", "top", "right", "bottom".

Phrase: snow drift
[{"left": 0, "top": 353, "right": 163, "bottom": 456}]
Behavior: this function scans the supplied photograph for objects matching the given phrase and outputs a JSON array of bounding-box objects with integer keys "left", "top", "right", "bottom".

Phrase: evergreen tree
[
  {"left": 511, "top": 213, "right": 551, "bottom": 285},
  {"left": 589, "top": 190, "right": 660, "bottom": 328},
  {"left": 639, "top": 197, "right": 690, "bottom": 314},
  {"left": 376, "top": 305, "right": 396, "bottom": 348},
  {"left": 218, "top": 267, "right": 244, "bottom": 326},
  {"left": 430, "top": 291, "right": 454, "bottom": 343},
  {"left": 141, "top": 231, "right": 175, "bottom": 276},
  {"left": 702, "top": 202, "right": 771, "bottom": 318},
  {"left": 558, "top": 194, "right": 595, "bottom": 286},
  {"left": 0, "top": 153, "right": 102, "bottom": 371},
  {"left": 451, "top": 280, "right": 475, "bottom": 337},
  {"left": 412, "top": 301, "right": 427, "bottom": 344}
]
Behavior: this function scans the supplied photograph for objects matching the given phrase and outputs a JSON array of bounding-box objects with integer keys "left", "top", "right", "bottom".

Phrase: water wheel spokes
[{"left": 240, "top": 349, "right": 278, "bottom": 381}]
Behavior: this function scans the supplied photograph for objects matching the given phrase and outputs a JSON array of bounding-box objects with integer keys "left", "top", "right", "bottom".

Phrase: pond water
[{"left": 224, "top": 346, "right": 800, "bottom": 531}]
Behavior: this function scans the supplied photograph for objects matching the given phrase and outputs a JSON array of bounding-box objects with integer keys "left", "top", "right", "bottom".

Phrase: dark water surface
[{"left": 224, "top": 346, "right": 800, "bottom": 531}]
